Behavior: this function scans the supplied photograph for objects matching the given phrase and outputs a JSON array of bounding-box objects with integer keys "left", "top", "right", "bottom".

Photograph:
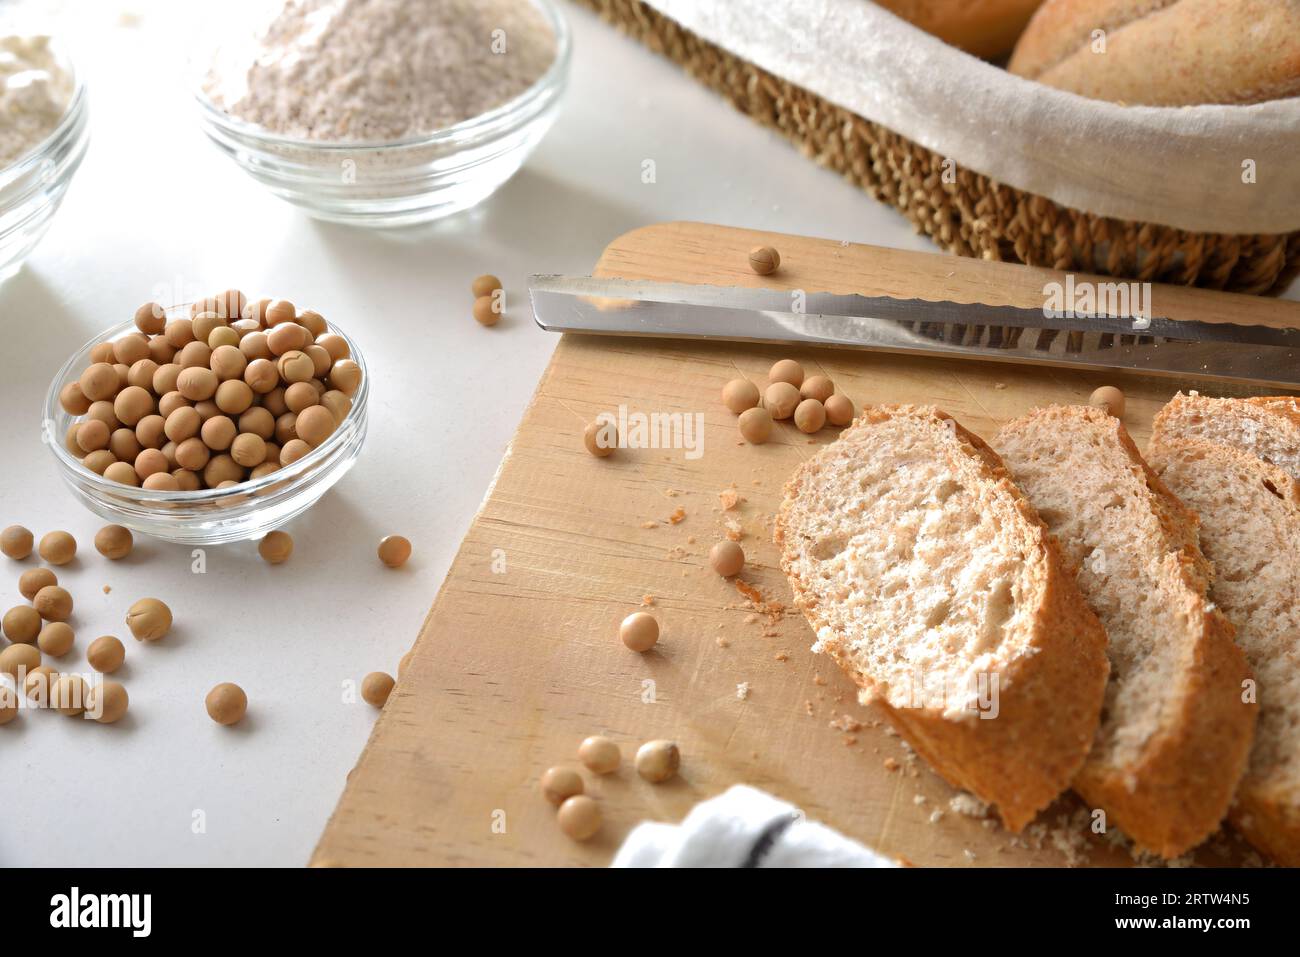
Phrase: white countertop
[{"left": 1, "top": 1, "right": 933, "bottom": 867}]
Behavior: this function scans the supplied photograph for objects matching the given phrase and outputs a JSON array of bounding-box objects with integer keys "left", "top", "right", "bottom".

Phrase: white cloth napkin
[
  {"left": 611, "top": 785, "right": 898, "bottom": 867},
  {"left": 644, "top": 0, "right": 1300, "bottom": 235}
]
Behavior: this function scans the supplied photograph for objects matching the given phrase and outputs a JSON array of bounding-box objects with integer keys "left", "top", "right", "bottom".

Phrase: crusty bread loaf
[
  {"left": 776, "top": 405, "right": 1110, "bottom": 831},
  {"left": 1152, "top": 393, "right": 1300, "bottom": 481},
  {"left": 1149, "top": 438, "right": 1300, "bottom": 865},
  {"left": 1009, "top": 0, "right": 1300, "bottom": 106},
  {"left": 996, "top": 406, "right": 1256, "bottom": 857},
  {"left": 874, "top": 0, "right": 1047, "bottom": 59}
]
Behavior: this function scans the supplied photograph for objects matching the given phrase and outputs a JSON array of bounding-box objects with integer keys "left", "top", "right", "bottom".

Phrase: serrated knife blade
[{"left": 528, "top": 276, "right": 1300, "bottom": 388}]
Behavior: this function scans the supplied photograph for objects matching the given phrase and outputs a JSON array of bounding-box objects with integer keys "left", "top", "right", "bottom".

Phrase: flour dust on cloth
[
  {"left": 612, "top": 786, "right": 897, "bottom": 867},
  {"left": 643, "top": 0, "right": 1300, "bottom": 236}
]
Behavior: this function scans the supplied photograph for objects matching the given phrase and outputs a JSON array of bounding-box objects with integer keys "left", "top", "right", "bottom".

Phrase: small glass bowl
[
  {"left": 42, "top": 314, "right": 369, "bottom": 545},
  {"left": 192, "top": 0, "right": 571, "bottom": 228},
  {"left": 0, "top": 60, "right": 89, "bottom": 283}
]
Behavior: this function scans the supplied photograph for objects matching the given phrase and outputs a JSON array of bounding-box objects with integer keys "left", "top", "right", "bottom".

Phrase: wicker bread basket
[{"left": 575, "top": 0, "right": 1300, "bottom": 295}]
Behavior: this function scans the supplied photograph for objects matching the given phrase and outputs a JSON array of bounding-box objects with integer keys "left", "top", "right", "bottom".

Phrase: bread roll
[
  {"left": 875, "top": 0, "right": 1047, "bottom": 59},
  {"left": 1009, "top": 0, "right": 1300, "bottom": 105}
]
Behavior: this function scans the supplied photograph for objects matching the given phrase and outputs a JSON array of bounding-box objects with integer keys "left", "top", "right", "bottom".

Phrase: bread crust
[
  {"left": 874, "top": 0, "right": 1047, "bottom": 59},
  {"left": 1150, "top": 436, "right": 1300, "bottom": 865},
  {"left": 1009, "top": 0, "right": 1300, "bottom": 106},
  {"left": 998, "top": 406, "right": 1257, "bottom": 858},
  {"left": 1232, "top": 784, "right": 1300, "bottom": 866},
  {"left": 776, "top": 405, "right": 1110, "bottom": 832},
  {"left": 1010, "top": 0, "right": 1178, "bottom": 77}
]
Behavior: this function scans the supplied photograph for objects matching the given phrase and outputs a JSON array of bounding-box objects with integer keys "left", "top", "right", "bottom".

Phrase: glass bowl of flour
[
  {"left": 0, "top": 36, "right": 89, "bottom": 282},
  {"left": 195, "top": 0, "right": 570, "bottom": 228}
]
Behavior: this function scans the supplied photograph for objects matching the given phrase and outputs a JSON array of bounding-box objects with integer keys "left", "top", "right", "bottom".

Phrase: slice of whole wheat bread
[
  {"left": 775, "top": 405, "right": 1110, "bottom": 831},
  {"left": 1152, "top": 392, "right": 1300, "bottom": 481},
  {"left": 996, "top": 406, "right": 1256, "bottom": 858},
  {"left": 1150, "top": 436, "right": 1300, "bottom": 866}
]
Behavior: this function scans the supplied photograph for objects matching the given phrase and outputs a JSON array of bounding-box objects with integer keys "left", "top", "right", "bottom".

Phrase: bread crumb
[
  {"left": 963, "top": 849, "right": 976, "bottom": 861},
  {"left": 733, "top": 579, "right": 785, "bottom": 623},
  {"left": 828, "top": 714, "right": 862, "bottom": 733},
  {"left": 1006, "top": 806, "right": 1108, "bottom": 867},
  {"left": 641, "top": 521, "right": 658, "bottom": 529},
  {"left": 843, "top": 735, "right": 858, "bottom": 746},
  {"left": 913, "top": 794, "right": 926, "bottom": 805},
  {"left": 812, "top": 673, "right": 826, "bottom": 686},
  {"left": 641, "top": 594, "right": 654, "bottom": 606},
  {"left": 883, "top": 757, "right": 899, "bottom": 772},
  {"left": 716, "top": 635, "right": 730, "bottom": 648},
  {"left": 1047, "top": 808, "right": 1095, "bottom": 867},
  {"left": 994, "top": 382, "right": 1007, "bottom": 390},
  {"left": 667, "top": 507, "right": 686, "bottom": 524},
  {"left": 736, "top": 682, "right": 750, "bottom": 701},
  {"left": 102, "top": 585, "right": 111, "bottom": 594},
  {"left": 803, "top": 700, "right": 815, "bottom": 716},
  {"left": 929, "top": 810, "right": 945, "bottom": 823},
  {"left": 719, "top": 487, "right": 742, "bottom": 510},
  {"left": 949, "top": 793, "right": 989, "bottom": 818},
  {"left": 1103, "top": 826, "right": 1128, "bottom": 849},
  {"left": 665, "top": 488, "right": 678, "bottom": 497},
  {"left": 773, "top": 651, "right": 788, "bottom": 662}
]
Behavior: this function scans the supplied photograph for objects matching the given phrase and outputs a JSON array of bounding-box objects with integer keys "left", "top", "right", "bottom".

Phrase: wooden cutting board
[{"left": 312, "top": 222, "right": 1283, "bottom": 867}]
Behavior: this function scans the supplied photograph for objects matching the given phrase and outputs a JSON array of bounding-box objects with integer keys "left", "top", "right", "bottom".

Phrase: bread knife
[{"left": 528, "top": 275, "right": 1300, "bottom": 388}]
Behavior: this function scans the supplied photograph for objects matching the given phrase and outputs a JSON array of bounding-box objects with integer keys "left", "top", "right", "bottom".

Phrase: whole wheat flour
[
  {"left": 0, "top": 35, "right": 73, "bottom": 168},
  {"left": 204, "top": 0, "right": 557, "bottom": 142}
]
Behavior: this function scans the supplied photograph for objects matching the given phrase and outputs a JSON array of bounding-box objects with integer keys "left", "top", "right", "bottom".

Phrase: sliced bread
[
  {"left": 996, "top": 406, "right": 1256, "bottom": 857},
  {"left": 1152, "top": 392, "right": 1300, "bottom": 481},
  {"left": 776, "top": 405, "right": 1110, "bottom": 831},
  {"left": 1150, "top": 437, "right": 1300, "bottom": 865}
]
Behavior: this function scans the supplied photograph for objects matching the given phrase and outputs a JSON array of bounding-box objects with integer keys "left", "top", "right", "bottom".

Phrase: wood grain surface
[{"left": 311, "top": 222, "right": 1279, "bottom": 867}]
